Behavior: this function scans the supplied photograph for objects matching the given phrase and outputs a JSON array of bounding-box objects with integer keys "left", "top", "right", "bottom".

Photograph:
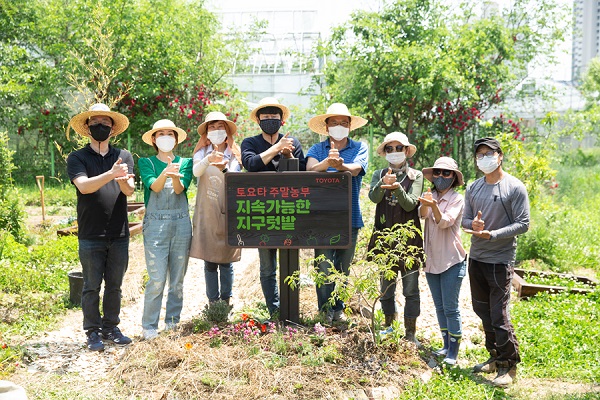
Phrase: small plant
[{"left": 201, "top": 300, "right": 231, "bottom": 323}]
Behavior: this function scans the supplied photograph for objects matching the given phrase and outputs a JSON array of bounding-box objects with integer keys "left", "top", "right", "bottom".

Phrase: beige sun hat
[
  {"left": 249, "top": 97, "right": 291, "bottom": 122},
  {"left": 307, "top": 103, "right": 368, "bottom": 135},
  {"left": 68, "top": 103, "right": 129, "bottom": 138},
  {"left": 197, "top": 111, "right": 238, "bottom": 136},
  {"left": 422, "top": 156, "right": 464, "bottom": 186},
  {"left": 142, "top": 119, "right": 187, "bottom": 146},
  {"left": 376, "top": 131, "right": 417, "bottom": 158}
]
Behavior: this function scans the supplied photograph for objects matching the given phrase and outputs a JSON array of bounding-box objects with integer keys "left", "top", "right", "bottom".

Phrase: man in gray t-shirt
[{"left": 462, "top": 137, "right": 530, "bottom": 388}]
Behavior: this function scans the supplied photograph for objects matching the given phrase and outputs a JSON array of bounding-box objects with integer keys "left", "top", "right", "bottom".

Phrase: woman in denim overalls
[{"left": 139, "top": 119, "right": 193, "bottom": 340}]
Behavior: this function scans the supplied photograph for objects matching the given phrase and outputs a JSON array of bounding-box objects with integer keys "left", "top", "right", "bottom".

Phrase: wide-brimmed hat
[
  {"left": 68, "top": 103, "right": 129, "bottom": 138},
  {"left": 474, "top": 137, "right": 502, "bottom": 154},
  {"left": 250, "top": 97, "right": 290, "bottom": 122},
  {"left": 142, "top": 119, "right": 187, "bottom": 146},
  {"left": 197, "top": 111, "right": 238, "bottom": 136},
  {"left": 376, "top": 132, "right": 417, "bottom": 158},
  {"left": 308, "top": 103, "right": 368, "bottom": 135},
  {"left": 422, "top": 156, "right": 464, "bottom": 186}
]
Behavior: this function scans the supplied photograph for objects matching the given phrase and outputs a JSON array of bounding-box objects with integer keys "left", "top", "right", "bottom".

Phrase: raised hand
[
  {"left": 472, "top": 210, "right": 485, "bottom": 232},
  {"left": 381, "top": 167, "right": 400, "bottom": 190},
  {"left": 278, "top": 132, "right": 295, "bottom": 157},
  {"left": 208, "top": 149, "right": 224, "bottom": 163},
  {"left": 164, "top": 156, "right": 183, "bottom": 178},
  {"left": 112, "top": 158, "right": 133, "bottom": 181},
  {"left": 418, "top": 187, "right": 436, "bottom": 206}
]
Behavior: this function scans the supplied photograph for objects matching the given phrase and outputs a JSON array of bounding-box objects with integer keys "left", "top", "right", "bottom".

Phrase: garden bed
[{"left": 512, "top": 267, "right": 597, "bottom": 298}]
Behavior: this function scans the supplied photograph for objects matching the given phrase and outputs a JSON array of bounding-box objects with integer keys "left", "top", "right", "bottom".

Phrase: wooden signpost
[{"left": 226, "top": 170, "right": 352, "bottom": 323}]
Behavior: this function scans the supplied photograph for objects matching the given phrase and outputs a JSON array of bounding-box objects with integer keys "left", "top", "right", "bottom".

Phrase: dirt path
[{"left": 10, "top": 236, "right": 598, "bottom": 399}]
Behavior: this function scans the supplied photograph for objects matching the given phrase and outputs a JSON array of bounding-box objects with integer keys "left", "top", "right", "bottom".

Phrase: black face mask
[
  {"left": 259, "top": 119, "right": 281, "bottom": 135},
  {"left": 89, "top": 124, "right": 112, "bottom": 142}
]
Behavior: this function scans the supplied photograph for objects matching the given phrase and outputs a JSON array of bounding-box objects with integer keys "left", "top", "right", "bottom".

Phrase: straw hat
[
  {"left": 308, "top": 103, "right": 368, "bottom": 135},
  {"left": 68, "top": 103, "right": 129, "bottom": 138},
  {"left": 422, "top": 156, "right": 464, "bottom": 186},
  {"left": 376, "top": 132, "right": 417, "bottom": 158},
  {"left": 197, "top": 111, "right": 238, "bottom": 136},
  {"left": 142, "top": 119, "right": 187, "bottom": 146},
  {"left": 249, "top": 97, "right": 290, "bottom": 122}
]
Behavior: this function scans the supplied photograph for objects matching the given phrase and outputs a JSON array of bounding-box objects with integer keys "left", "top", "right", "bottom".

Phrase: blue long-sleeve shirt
[{"left": 462, "top": 172, "right": 530, "bottom": 264}]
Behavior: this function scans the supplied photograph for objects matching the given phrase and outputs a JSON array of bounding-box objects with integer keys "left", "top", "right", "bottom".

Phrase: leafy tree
[
  {"left": 0, "top": 0, "right": 258, "bottom": 182},
  {"left": 314, "top": 0, "right": 567, "bottom": 177}
]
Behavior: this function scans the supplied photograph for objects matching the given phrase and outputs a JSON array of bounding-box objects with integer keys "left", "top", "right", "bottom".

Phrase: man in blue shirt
[
  {"left": 241, "top": 97, "right": 306, "bottom": 317},
  {"left": 306, "top": 103, "right": 368, "bottom": 323}
]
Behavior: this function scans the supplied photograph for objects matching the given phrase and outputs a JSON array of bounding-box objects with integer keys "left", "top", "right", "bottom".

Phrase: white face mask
[
  {"left": 207, "top": 129, "right": 227, "bottom": 146},
  {"left": 328, "top": 126, "right": 349, "bottom": 141},
  {"left": 155, "top": 136, "right": 176, "bottom": 153},
  {"left": 386, "top": 152, "right": 406, "bottom": 165},
  {"left": 477, "top": 154, "right": 499, "bottom": 174}
]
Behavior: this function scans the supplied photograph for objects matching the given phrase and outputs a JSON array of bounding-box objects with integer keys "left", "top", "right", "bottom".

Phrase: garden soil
[{"left": 9, "top": 225, "right": 599, "bottom": 398}]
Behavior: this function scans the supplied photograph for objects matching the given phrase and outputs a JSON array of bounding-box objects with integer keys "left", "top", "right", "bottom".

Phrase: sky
[{"left": 206, "top": 0, "right": 574, "bottom": 82}]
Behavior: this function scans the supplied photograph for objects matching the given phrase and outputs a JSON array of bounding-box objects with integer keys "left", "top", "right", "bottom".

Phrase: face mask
[
  {"left": 259, "top": 119, "right": 281, "bottom": 135},
  {"left": 386, "top": 152, "right": 406, "bottom": 165},
  {"left": 477, "top": 154, "right": 499, "bottom": 174},
  {"left": 207, "top": 129, "right": 227, "bottom": 146},
  {"left": 433, "top": 176, "right": 455, "bottom": 191},
  {"left": 328, "top": 126, "right": 349, "bottom": 141},
  {"left": 155, "top": 136, "right": 176, "bottom": 152},
  {"left": 89, "top": 124, "right": 112, "bottom": 142}
]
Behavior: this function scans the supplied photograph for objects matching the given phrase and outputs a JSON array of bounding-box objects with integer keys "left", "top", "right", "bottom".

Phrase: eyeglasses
[
  {"left": 475, "top": 150, "right": 496, "bottom": 159},
  {"left": 432, "top": 169, "right": 453, "bottom": 177},
  {"left": 384, "top": 145, "right": 405, "bottom": 153},
  {"left": 327, "top": 121, "right": 350, "bottom": 128}
]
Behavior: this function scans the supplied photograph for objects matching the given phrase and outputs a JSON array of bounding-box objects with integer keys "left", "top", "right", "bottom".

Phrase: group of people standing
[{"left": 66, "top": 97, "right": 529, "bottom": 389}]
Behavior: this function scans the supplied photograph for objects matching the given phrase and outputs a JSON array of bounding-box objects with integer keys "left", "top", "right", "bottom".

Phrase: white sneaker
[{"left": 143, "top": 329, "right": 158, "bottom": 341}]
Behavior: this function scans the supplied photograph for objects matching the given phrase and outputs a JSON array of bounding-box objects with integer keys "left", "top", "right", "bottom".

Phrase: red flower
[
  {"left": 241, "top": 313, "right": 249, "bottom": 321},
  {"left": 260, "top": 324, "right": 267, "bottom": 333},
  {"left": 248, "top": 319, "right": 255, "bottom": 327}
]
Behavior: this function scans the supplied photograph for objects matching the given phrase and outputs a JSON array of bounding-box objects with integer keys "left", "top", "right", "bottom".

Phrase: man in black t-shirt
[{"left": 66, "top": 103, "right": 135, "bottom": 351}]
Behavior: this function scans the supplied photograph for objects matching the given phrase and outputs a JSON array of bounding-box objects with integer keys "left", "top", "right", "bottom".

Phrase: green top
[
  {"left": 138, "top": 155, "right": 193, "bottom": 207},
  {"left": 368, "top": 167, "right": 423, "bottom": 212}
]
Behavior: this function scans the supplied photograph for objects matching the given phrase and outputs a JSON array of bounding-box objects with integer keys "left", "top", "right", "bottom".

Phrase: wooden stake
[{"left": 36, "top": 175, "right": 46, "bottom": 222}]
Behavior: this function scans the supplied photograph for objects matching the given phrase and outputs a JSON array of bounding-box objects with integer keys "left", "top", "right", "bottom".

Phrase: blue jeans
[
  {"left": 258, "top": 248, "right": 279, "bottom": 314},
  {"left": 79, "top": 237, "right": 129, "bottom": 332},
  {"left": 142, "top": 215, "right": 191, "bottom": 330},
  {"left": 426, "top": 260, "right": 466, "bottom": 336},
  {"left": 315, "top": 228, "right": 359, "bottom": 312},
  {"left": 380, "top": 262, "right": 421, "bottom": 317},
  {"left": 205, "top": 261, "right": 234, "bottom": 302}
]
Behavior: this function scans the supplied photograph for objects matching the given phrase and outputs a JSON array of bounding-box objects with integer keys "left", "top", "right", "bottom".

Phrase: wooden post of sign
[{"left": 278, "top": 158, "right": 300, "bottom": 324}]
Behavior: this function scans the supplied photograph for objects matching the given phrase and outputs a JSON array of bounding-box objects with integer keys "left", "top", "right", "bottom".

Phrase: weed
[{"left": 201, "top": 300, "right": 231, "bottom": 323}]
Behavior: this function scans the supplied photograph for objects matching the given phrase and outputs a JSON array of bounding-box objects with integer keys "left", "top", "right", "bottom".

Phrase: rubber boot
[
  {"left": 433, "top": 329, "right": 449, "bottom": 357},
  {"left": 384, "top": 313, "right": 397, "bottom": 327},
  {"left": 404, "top": 317, "right": 420, "bottom": 347},
  {"left": 473, "top": 349, "right": 498, "bottom": 373},
  {"left": 443, "top": 334, "right": 461, "bottom": 365}
]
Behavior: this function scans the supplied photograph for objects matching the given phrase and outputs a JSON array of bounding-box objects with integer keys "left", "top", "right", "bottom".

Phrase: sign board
[{"left": 226, "top": 172, "right": 352, "bottom": 249}]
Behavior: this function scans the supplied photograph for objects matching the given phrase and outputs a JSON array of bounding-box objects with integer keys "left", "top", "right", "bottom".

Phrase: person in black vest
[
  {"left": 367, "top": 132, "right": 424, "bottom": 345},
  {"left": 66, "top": 103, "right": 135, "bottom": 351}
]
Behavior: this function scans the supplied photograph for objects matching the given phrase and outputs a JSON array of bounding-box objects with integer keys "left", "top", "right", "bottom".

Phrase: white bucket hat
[
  {"left": 376, "top": 132, "right": 417, "bottom": 158},
  {"left": 308, "top": 103, "right": 368, "bottom": 135},
  {"left": 142, "top": 119, "right": 187, "bottom": 145},
  {"left": 68, "top": 103, "right": 129, "bottom": 138},
  {"left": 250, "top": 97, "right": 291, "bottom": 122},
  {"left": 197, "top": 111, "right": 238, "bottom": 136}
]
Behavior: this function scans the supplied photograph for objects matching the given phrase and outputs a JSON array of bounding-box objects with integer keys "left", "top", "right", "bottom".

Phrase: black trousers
[{"left": 469, "top": 258, "right": 520, "bottom": 366}]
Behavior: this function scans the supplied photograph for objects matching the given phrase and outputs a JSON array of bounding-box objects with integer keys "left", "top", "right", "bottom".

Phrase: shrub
[{"left": 0, "top": 131, "right": 27, "bottom": 243}]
